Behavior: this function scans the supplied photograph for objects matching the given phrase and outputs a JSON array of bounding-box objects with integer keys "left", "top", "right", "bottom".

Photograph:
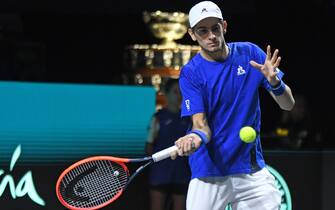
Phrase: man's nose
[{"left": 208, "top": 30, "right": 216, "bottom": 39}]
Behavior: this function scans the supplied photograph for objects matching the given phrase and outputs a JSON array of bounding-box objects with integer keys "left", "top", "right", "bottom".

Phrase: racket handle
[{"left": 152, "top": 145, "right": 178, "bottom": 162}]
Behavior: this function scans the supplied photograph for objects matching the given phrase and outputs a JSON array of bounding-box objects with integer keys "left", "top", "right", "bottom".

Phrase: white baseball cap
[{"left": 188, "top": 1, "right": 223, "bottom": 28}]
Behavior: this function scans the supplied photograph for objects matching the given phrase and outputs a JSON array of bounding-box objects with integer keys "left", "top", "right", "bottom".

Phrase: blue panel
[{"left": 0, "top": 81, "right": 156, "bottom": 164}]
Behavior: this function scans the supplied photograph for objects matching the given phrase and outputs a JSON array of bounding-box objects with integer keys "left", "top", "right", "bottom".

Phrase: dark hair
[
  {"left": 190, "top": 18, "right": 224, "bottom": 30},
  {"left": 163, "top": 78, "right": 179, "bottom": 93}
]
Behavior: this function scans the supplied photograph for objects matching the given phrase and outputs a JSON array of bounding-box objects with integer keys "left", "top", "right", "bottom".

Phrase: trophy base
[{"left": 123, "top": 43, "right": 200, "bottom": 108}]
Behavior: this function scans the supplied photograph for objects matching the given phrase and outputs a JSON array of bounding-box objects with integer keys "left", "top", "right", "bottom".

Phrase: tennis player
[{"left": 173, "top": 1, "right": 295, "bottom": 210}]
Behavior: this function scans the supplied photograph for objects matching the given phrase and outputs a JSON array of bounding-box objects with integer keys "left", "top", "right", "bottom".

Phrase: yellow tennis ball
[{"left": 239, "top": 126, "right": 256, "bottom": 143}]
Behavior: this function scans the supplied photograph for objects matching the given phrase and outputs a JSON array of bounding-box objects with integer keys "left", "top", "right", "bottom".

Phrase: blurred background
[
  {"left": 0, "top": 0, "right": 334, "bottom": 142},
  {"left": 0, "top": 0, "right": 334, "bottom": 209}
]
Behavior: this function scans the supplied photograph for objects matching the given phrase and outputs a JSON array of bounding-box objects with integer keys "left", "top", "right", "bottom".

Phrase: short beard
[{"left": 201, "top": 41, "right": 225, "bottom": 59}]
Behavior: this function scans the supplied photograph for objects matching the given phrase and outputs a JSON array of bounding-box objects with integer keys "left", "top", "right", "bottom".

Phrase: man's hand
[
  {"left": 171, "top": 133, "right": 202, "bottom": 159},
  {"left": 250, "top": 45, "right": 282, "bottom": 86}
]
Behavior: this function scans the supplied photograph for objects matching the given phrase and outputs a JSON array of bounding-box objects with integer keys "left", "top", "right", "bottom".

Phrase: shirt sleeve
[
  {"left": 251, "top": 43, "right": 285, "bottom": 91},
  {"left": 179, "top": 66, "right": 205, "bottom": 118}
]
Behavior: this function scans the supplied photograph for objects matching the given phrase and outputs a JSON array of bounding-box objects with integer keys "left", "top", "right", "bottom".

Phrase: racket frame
[
  {"left": 56, "top": 145, "right": 177, "bottom": 210},
  {"left": 56, "top": 156, "right": 152, "bottom": 210}
]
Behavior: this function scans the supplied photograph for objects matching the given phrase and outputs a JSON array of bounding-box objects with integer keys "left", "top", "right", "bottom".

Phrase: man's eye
[
  {"left": 212, "top": 26, "right": 220, "bottom": 33},
  {"left": 198, "top": 29, "right": 208, "bottom": 34}
]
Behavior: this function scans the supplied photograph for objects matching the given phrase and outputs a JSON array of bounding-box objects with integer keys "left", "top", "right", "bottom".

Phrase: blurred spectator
[
  {"left": 268, "top": 94, "right": 322, "bottom": 149},
  {"left": 145, "top": 78, "right": 191, "bottom": 210}
]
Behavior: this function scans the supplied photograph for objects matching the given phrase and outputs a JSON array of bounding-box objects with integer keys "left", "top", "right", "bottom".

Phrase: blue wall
[{"left": 0, "top": 82, "right": 156, "bottom": 163}]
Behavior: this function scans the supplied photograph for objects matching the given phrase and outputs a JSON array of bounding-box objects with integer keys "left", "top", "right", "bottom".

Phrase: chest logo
[{"left": 237, "top": 65, "right": 246, "bottom": 76}]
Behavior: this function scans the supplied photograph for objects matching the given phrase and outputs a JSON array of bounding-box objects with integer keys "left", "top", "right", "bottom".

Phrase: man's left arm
[
  {"left": 250, "top": 45, "right": 295, "bottom": 110},
  {"left": 269, "top": 82, "right": 295, "bottom": 110}
]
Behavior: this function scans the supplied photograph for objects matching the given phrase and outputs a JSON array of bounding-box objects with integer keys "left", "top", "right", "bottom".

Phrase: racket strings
[{"left": 59, "top": 160, "right": 128, "bottom": 208}]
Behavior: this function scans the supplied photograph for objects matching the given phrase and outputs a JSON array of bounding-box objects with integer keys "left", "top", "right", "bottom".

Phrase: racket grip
[{"left": 152, "top": 145, "right": 178, "bottom": 162}]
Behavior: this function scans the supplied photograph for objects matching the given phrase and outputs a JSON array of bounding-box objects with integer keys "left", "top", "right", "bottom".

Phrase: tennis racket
[{"left": 55, "top": 145, "right": 178, "bottom": 210}]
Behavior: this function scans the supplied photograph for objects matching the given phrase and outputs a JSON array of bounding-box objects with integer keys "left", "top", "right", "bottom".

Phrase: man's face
[{"left": 189, "top": 17, "right": 226, "bottom": 53}]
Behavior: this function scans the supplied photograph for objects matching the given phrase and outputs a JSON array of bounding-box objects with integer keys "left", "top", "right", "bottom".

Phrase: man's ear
[
  {"left": 188, "top": 28, "right": 197, "bottom": 41},
  {"left": 222, "top": 20, "right": 228, "bottom": 34}
]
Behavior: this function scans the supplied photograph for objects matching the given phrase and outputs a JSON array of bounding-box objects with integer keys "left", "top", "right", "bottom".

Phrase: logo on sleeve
[{"left": 185, "top": 99, "right": 191, "bottom": 111}]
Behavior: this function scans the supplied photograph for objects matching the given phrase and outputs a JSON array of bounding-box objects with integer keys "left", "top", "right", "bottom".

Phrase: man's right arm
[{"left": 173, "top": 112, "right": 211, "bottom": 157}]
